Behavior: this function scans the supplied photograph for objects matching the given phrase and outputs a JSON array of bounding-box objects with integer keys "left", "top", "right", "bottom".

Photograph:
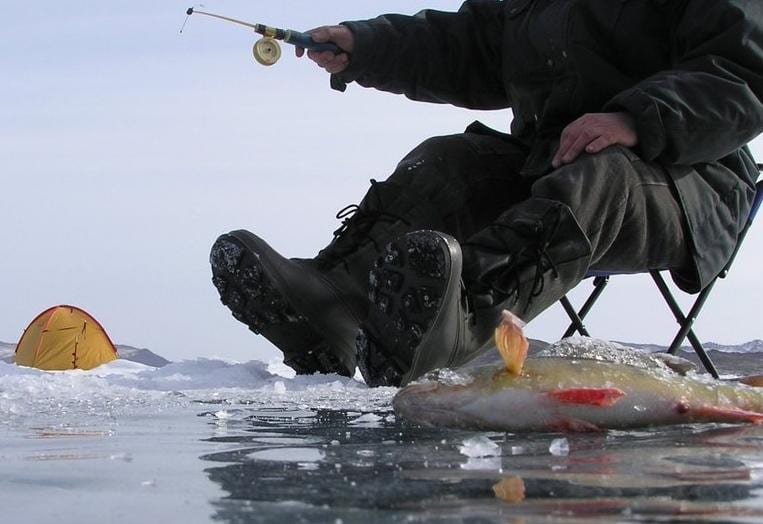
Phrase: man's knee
[
  {"left": 531, "top": 146, "right": 638, "bottom": 211},
  {"left": 392, "top": 134, "right": 472, "bottom": 178},
  {"left": 385, "top": 134, "right": 481, "bottom": 205}
]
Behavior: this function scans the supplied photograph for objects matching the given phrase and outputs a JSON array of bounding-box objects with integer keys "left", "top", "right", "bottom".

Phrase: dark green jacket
[{"left": 333, "top": 0, "right": 763, "bottom": 292}]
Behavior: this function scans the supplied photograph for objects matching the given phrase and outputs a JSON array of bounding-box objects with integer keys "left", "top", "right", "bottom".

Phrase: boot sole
[
  {"left": 357, "top": 231, "right": 462, "bottom": 387},
  {"left": 210, "top": 233, "right": 351, "bottom": 376}
]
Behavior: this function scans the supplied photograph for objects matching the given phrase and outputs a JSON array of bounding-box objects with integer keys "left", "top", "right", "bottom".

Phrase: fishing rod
[{"left": 182, "top": 7, "right": 341, "bottom": 66}]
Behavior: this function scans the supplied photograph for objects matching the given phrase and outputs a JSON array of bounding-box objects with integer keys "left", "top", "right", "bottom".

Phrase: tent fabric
[{"left": 15, "top": 305, "right": 118, "bottom": 370}]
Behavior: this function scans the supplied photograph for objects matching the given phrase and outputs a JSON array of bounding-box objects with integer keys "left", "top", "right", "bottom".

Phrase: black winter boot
[
  {"left": 356, "top": 199, "right": 592, "bottom": 387},
  {"left": 356, "top": 231, "right": 477, "bottom": 387},
  {"left": 210, "top": 180, "right": 444, "bottom": 377}
]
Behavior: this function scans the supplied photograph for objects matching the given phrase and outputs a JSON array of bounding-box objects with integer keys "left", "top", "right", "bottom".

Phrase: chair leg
[
  {"left": 560, "top": 296, "right": 590, "bottom": 337},
  {"left": 650, "top": 271, "right": 720, "bottom": 378},
  {"left": 561, "top": 276, "right": 609, "bottom": 338}
]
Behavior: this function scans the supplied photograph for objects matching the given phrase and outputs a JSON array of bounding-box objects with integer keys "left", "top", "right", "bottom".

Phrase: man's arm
[
  {"left": 306, "top": 1, "right": 509, "bottom": 110},
  {"left": 603, "top": 0, "right": 763, "bottom": 165}
]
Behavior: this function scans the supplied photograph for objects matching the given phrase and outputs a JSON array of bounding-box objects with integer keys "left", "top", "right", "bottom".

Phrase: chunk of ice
[
  {"left": 549, "top": 437, "right": 570, "bottom": 456},
  {"left": 459, "top": 435, "right": 501, "bottom": 458}
]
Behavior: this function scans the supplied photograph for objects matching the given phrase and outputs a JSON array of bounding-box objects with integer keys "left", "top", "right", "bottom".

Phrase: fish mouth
[
  {"left": 393, "top": 382, "right": 439, "bottom": 412},
  {"left": 393, "top": 381, "right": 479, "bottom": 427}
]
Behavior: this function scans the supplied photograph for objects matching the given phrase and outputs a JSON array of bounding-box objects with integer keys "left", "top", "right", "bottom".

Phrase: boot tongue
[{"left": 315, "top": 179, "right": 439, "bottom": 271}]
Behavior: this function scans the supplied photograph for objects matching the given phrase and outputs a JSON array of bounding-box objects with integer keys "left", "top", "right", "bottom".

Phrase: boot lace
[
  {"left": 471, "top": 208, "right": 562, "bottom": 313},
  {"left": 316, "top": 179, "right": 411, "bottom": 271}
]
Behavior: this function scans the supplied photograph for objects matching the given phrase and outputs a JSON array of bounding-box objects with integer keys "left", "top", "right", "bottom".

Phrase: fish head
[
  {"left": 393, "top": 365, "right": 528, "bottom": 429},
  {"left": 394, "top": 368, "right": 476, "bottom": 426}
]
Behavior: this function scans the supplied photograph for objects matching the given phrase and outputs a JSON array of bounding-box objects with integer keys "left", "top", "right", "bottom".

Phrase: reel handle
[{"left": 285, "top": 31, "right": 343, "bottom": 54}]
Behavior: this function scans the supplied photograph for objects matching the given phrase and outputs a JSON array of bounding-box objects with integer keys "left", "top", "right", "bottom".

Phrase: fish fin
[
  {"left": 693, "top": 405, "right": 763, "bottom": 425},
  {"left": 495, "top": 310, "right": 528, "bottom": 376},
  {"left": 738, "top": 375, "right": 763, "bottom": 388},
  {"left": 546, "top": 417, "right": 602, "bottom": 433},
  {"left": 548, "top": 387, "right": 626, "bottom": 407}
]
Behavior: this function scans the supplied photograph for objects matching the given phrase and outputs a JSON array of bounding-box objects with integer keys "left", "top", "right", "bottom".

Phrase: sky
[{"left": 1, "top": 1, "right": 761, "bottom": 363}]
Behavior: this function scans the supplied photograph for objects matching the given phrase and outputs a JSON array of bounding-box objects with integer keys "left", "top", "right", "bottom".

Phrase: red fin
[
  {"left": 693, "top": 405, "right": 763, "bottom": 425},
  {"left": 548, "top": 387, "right": 626, "bottom": 407}
]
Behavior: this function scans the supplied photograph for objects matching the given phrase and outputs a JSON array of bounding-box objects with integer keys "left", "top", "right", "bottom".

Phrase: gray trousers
[{"left": 384, "top": 123, "right": 691, "bottom": 322}]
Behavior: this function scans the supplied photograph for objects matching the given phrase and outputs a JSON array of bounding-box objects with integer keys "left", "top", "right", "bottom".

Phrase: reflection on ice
[
  {"left": 247, "top": 448, "right": 325, "bottom": 463},
  {"left": 461, "top": 456, "right": 503, "bottom": 471},
  {"left": 201, "top": 408, "right": 763, "bottom": 522}
]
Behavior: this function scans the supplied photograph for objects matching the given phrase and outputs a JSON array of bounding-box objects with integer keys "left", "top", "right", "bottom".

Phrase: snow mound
[{"left": 0, "top": 358, "right": 396, "bottom": 427}]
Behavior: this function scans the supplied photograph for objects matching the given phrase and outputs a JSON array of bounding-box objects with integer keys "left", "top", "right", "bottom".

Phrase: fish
[{"left": 393, "top": 311, "right": 763, "bottom": 432}]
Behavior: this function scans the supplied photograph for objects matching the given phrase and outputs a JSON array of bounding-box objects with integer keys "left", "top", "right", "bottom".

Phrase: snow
[{"left": 0, "top": 357, "right": 397, "bottom": 429}]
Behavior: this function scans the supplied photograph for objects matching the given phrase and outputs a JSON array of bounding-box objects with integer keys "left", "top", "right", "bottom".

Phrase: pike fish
[{"left": 393, "top": 312, "right": 763, "bottom": 432}]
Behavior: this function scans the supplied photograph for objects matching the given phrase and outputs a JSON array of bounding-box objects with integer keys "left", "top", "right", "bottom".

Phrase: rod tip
[{"left": 186, "top": 7, "right": 194, "bottom": 15}]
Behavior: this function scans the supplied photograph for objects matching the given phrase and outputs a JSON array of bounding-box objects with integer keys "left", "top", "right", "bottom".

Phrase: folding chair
[{"left": 560, "top": 168, "right": 763, "bottom": 378}]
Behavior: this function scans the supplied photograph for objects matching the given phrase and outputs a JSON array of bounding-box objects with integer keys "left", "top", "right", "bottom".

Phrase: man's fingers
[
  {"left": 307, "top": 49, "right": 349, "bottom": 73},
  {"left": 295, "top": 46, "right": 305, "bottom": 58},
  {"left": 586, "top": 135, "right": 614, "bottom": 154},
  {"left": 298, "top": 25, "right": 354, "bottom": 74},
  {"left": 325, "top": 54, "right": 349, "bottom": 74},
  {"left": 307, "top": 49, "right": 340, "bottom": 65},
  {"left": 560, "top": 132, "right": 594, "bottom": 165},
  {"left": 553, "top": 121, "right": 587, "bottom": 167},
  {"left": 306, "top": 25, "right": 355, "bottom": 53},
  {"left": 552, "top": 112, "right": 639, "bottom": 169},
  {"left": 553, "top": 126, "right": 576, "bottom": 167},
  {"left": 309, "top": 27, "right": 331, "bottom": 43}
]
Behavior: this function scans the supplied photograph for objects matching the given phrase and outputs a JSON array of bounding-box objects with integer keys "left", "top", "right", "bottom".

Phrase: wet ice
[{"left": 3, "top": 348, "right": 763, "bottom": 522}]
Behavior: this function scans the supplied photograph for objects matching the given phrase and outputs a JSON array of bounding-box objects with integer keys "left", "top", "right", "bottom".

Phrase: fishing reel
[
  {"left": 183, "top": 7, "right": 341, "bottom": 67},
  {"left": 253, "top": 37, "right": 281, "bottom": 66}
]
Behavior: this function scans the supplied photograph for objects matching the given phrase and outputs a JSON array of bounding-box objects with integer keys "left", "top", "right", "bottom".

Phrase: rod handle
[{"left": 285, "top": 31, "right": 342, "bottom": 53}]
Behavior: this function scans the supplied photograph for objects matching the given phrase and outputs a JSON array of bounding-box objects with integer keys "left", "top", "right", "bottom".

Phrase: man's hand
[
  {"left": 552, "top": 112, "right": 638, "bottom": 168},
  {"left": 295, "top": 25, "right": 355, "bottom": 74}
]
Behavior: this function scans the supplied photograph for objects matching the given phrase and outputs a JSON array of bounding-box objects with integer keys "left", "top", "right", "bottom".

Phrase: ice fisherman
[{"left": 209, "top": 0, "right": 763, "bottom": 387}]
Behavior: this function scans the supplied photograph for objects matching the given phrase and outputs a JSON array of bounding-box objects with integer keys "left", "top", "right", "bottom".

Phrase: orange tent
[{"left": 15, "top": 305, "right": 118, "bottom": 370}]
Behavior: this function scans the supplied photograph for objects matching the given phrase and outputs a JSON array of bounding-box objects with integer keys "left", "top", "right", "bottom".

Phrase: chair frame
[{"left": 560, "top": 169, "right": 763, "bottom": 379}]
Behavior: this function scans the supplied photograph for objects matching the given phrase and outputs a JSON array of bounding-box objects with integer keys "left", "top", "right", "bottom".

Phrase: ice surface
[{"left": 4, "top": 352, "right": 763, "bottom": 522}]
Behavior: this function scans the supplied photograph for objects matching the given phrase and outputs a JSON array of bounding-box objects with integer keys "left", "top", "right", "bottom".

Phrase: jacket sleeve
[
  {"left": 604, "top": 0, "right": 763, "bottom": 165},
  {"left": 331, "top": 0, "right": 509, "bottom": 110}
]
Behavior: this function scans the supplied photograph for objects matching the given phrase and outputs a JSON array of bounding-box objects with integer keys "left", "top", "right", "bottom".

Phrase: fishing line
[{"left": 179, "top": 3, "right": 205, "bottom": 34}]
